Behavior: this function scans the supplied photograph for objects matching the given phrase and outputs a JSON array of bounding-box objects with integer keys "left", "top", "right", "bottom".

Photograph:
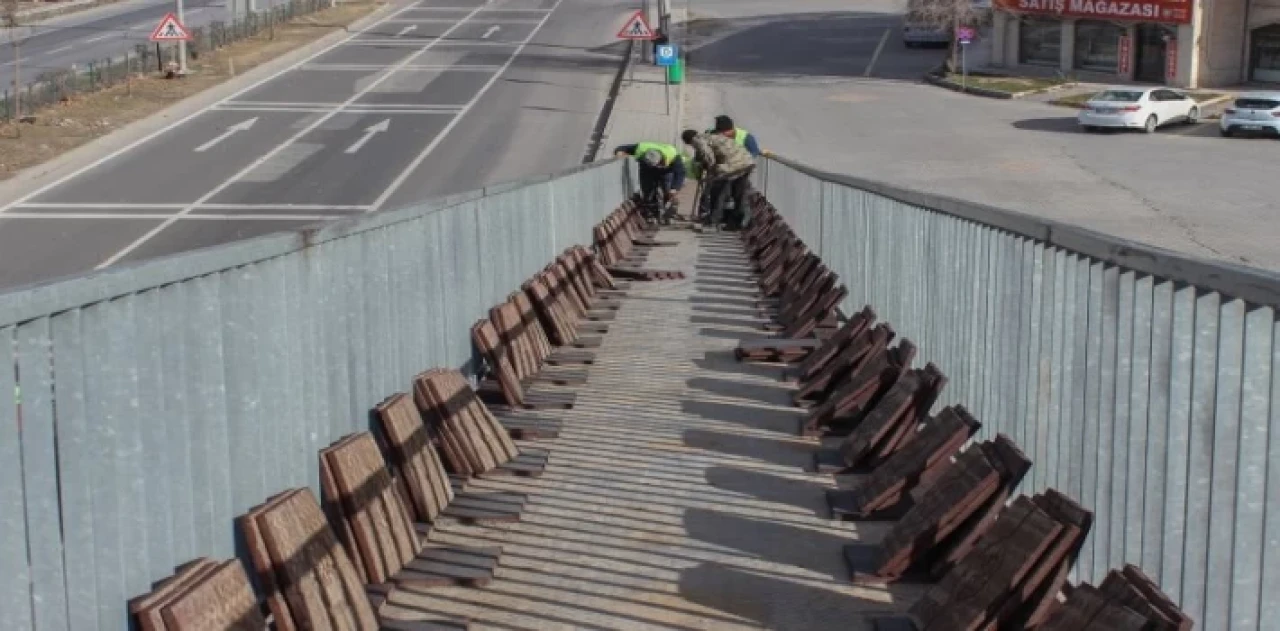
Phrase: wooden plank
[
  {"left": 838, "top": 370, "right": 923, "bottom": 468},
  {"left": 1039, "top": 583, "right": 1111, "bottom": 631},
  {"left": 256, "top": 489, "right": 379, "bottom": 630},
  {"left": 129, "top": 558, "right": 220, "bottom": 631},
  {"left": 322, "top": 434, "right": 421, "bottom": 586},
  {"left": 376, "top": 393, "right": 454, "bottom": 523},
  {"left": 914, "top": 496, "right": 1063, "bottom": 630},
  {"left": 1120, "top": 564, "right": 1193, "bottom": 631},
  {"left": 1098, "top": 570, "right": 1182, "bottom": 631},
  {"left": 236, "top": 492, "right": 303, "bottom": 630},
  {"left": 158, "top": 559, "right": 267, "bottom": 631},
  {"left": 832, "top": 405, "right": 978, "bottom": 518}
]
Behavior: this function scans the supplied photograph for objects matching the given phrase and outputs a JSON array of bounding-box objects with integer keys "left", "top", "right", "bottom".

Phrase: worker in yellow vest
[
  {"left": 707, "top": 115, "right": 762, "bottom": 157},
  {"left": 614, "top": 141, "right": 686, "bottom": 219}
]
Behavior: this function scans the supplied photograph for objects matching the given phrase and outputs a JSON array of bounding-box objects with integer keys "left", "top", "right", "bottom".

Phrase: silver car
[{"left": 1219, "top": 92, "right": 1280, "bottom": 138}]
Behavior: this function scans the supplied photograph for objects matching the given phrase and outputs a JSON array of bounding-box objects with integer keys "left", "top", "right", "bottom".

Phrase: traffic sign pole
[{"left": 177, "top": 0, "right": 188, "bottom": 75}]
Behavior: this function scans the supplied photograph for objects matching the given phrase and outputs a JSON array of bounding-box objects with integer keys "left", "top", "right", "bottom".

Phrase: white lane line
[
  {"left": 214, "top": 105, "right": 460, "bottom": 114},
  {"left": 0, "top": 1, "right": 420, "bottom": 215},
  {"left": 301, "top": 63, "right": 503, "bottom": 71},
  {"left": 481, "top": 25, "right": 500, "bottom": 39},
  {"left": 369, "top": 0, "right": 563, "bottom": 212},
  {"left": 220, "top": 100, "right": 465, "bottom": 111},
  {"left": 45, "top": 45, "right": 76, "bottom": 55},
  {"left": 864, "top": 28, "right": 890, "bottom": 77},
  {"left": 15, "top": 202, "right": 372, "bottom": 210},
  {"left": 395, "top": 25, "right": 417, "bottom": 37},
  {"left": 94, "top": 4, "right": 492, "bottom": 269},
  {"left": 84, "top": 34, "right": 114, "bottom": 43},
  {"left": 346, "top": 39, "right": 516, "bottom": 46},
  {"left": 2, "top": 213, "right": 345, "bottom": 220},
  {"left": 15, "top": 202, "right": 184, "bottom": 209}
]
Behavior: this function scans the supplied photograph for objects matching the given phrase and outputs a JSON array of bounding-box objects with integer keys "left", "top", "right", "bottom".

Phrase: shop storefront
[
  {"left": 1252, "top": 24, "right": 1280, "bottom": 83},
  {"left": 989, "top": 0, "right": 1205, "bottom": 85}
]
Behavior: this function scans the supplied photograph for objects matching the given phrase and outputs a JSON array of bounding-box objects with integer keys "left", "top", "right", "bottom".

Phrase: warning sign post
[
  {"left": 150, "top": 12, "right": 192, "bottom": 41},
  {"left": 616, "top": 10, "right": 655, "bottom": 40}
]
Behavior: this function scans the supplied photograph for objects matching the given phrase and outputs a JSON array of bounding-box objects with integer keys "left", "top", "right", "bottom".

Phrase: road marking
[
  {"left": 395, "top": 25, "right": 417, "bottom": 37},
  {"left": 0, "top": 1, "right": 421, "bottom": 216},
  {"left": 301, "top": 63, "right": 504, "bottom": 71},
  {"left": 215, "top": 105, "right": 461, "bottom": 114},
  {"left": 369, "top": 0, "right": 563, "bottom": 212},
  {"left": 193, "top": 117, "right": 259, "bottom": 152},
  {"left": 84, "top": 34, "right": 114, "bottom": 43},
  {"left": 45, "top": 45, "right": 76, "bottom": 55},
  {"left": 15, "top": 202, "right": 372, "bottom": 210},
  {"left": 219, "top": 100, "right": 464, "bottom": 112},
  {"left": 94, "top": 4, "right": 492, "bottom": 269},
  {"left": 482, "top": 25, "right": 500, "bottom": 39},
  {"left": 864, "top": 28, "right": 890, "bottom": 77},
  {"left": 344, "top": 118, "right": 390, "bottom": 154},
  {"left": 1, "top": 213, "right": 345, "bottom": 220}
]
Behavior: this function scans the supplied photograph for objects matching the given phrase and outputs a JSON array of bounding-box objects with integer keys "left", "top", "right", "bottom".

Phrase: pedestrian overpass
[{"left": 0, "top": 154, "right": 1273, "bottom": 630}]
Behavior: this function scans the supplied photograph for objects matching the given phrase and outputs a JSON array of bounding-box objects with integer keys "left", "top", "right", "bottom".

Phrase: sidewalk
[{"left": 599, "top": 52, "right": 685, "bottom": 152}]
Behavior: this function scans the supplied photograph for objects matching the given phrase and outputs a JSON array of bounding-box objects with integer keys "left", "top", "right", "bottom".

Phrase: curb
[
  {"left": 0, "top": 1, "right": 393, "bottom": 203},
  {"left": 923, "top": 72, "right": 1077, "bottom": 100}
]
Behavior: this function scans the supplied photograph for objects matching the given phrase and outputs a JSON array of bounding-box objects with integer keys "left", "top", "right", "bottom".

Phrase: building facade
[{"left": 987, "top": 0, "right": 1280, "bottom": 87}]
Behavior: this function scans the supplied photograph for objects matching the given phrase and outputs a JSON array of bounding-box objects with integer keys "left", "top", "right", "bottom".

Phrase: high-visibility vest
[
  {"left": 634, "top": 142, "right": 679, "bottom": 167},
  {"left": 705, "top": 128, "right": 751, "bottom": 146}
]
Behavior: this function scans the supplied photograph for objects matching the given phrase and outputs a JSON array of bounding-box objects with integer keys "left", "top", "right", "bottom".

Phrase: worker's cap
[{"left": 641, "top": 149, "right": 664, "bottom": 167}]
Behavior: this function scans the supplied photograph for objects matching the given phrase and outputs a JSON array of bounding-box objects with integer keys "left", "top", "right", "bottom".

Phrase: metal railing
[
  {"left": 755, "top": 155, "right": 1280, "bottom": 631},
  {"left": 0, "top": 158, "right": 631, "bottom": 631},
  {"left": 1, "top": 0, "right": 335, "bottom": 120}
]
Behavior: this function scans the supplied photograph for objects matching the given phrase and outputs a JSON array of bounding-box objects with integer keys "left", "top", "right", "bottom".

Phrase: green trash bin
[{"left": 667, "top": 58, "right": 684, "bottom": 84}]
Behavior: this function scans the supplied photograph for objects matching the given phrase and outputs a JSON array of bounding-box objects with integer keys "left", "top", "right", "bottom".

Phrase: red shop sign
[
  {"left": 1117, "top": 35, "right": 1132, "bottom": 74},
  {"left": 1166, "top": 39, "right": 1178, "bottom": 80},
  {"left": 995, "top": 0, "right": 1192, "bottom": 24}
]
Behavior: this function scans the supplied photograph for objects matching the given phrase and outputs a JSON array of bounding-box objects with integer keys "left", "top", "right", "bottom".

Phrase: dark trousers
[
  {"left": 638, "top": 167, "right": 672, "bottom": 202},
  {"left": 709, "top": 171, "right": 750, "bottom": 227}
]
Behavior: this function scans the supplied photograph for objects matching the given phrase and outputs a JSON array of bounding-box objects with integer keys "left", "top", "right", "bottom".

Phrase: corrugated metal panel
[
  {"left": 0, "top": 326, "right": 33, "bottom": 631},
  {"left": 760, "top": 156, "right": 1280, "bottom": 630}
]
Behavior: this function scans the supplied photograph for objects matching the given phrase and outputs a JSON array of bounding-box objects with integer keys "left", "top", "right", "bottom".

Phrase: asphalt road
[
  {"left": 2, "top": 0, "right": 247, "bottom": 91},
  {"left": 0, "top": 0, "right": 631, "bottom": 290},
  {"left": 682, "top": 0, "right": 1280, "bottom": 271}
]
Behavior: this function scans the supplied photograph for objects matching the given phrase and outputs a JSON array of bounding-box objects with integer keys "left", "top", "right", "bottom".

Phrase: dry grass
[{"left": 0, "top": 1, "right": 380, "bottom": 180}]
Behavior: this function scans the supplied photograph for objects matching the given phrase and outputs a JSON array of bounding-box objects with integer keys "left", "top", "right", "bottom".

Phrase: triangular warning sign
[
  {"left": 616, "top": 10, "right": 655, "bottom": 40},
  {"left": 150, "top": 12, "right": 192, "bottom": 42}
]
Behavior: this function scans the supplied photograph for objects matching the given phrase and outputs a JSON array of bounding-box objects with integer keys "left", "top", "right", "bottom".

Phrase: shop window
[
  {"left": 1073, "top": 21, "right": 1124, "bottom": 73},
  {"left": 1252, "top": 24, "right": 1280, "bottom": 83},
  {"left": 1019, "top": 18, "right": 1061, "bottom": 66}
]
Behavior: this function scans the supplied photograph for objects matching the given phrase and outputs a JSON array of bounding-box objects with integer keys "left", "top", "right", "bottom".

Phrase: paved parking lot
[
  {"left": 682, "top": 0, "right": 1280, "bottom": 271},
  {"left": 0, "top": 0, "right": 632, "bottom": 289}
]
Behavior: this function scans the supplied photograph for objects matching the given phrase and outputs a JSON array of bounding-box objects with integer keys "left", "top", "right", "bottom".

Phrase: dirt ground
[{"left": 0, "top": 1, "right": 381, "bottom": 181}]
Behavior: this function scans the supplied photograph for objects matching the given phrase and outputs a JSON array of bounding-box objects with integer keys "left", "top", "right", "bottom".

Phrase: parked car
[
  {"left": 1219, "top": 92, "right": 1280, "bottom": 138},
  {"left": 902, "top": 19, "right": 950, "bottom": 48},
  {"left": 1078, "top": 87, "right": 1200, "bottom": 133}
]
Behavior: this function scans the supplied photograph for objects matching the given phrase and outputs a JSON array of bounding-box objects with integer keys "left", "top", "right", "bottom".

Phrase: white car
[
  {"left": 1219, "top": 92, "right": 1280, "bottom": 138},
  {"left": 1078, "top": 87, "right": 1200, "bottom": 133}
]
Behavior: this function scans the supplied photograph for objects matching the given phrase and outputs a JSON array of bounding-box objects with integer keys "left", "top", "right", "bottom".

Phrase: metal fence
[
  {"left": 0, "top": 158, "right": 631, "bottom": 631},
  {"left": 1, "top": 0, "right": 334, "bottom": 120},
  {"left": 756, "top": 155, "right": 1280, "bottom": 631}
]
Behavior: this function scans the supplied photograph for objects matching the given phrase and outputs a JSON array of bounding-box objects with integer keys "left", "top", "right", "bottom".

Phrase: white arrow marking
[
  {"left": 482, "top": 25, "right": 500, "bottom": 39},
  {"left": 344, "top": 119, "right": 390, "bottom": 154},
  {"left": 194, "top": 117, "right": 258, "bottom": 152},
  {"left": 396, "top": 25, "right": 416, "bottom": 37}
]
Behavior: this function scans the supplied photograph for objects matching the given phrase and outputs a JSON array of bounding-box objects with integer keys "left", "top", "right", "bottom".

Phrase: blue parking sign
[{"left": 656, "top": 44, "right": 678, "bottom": 67}]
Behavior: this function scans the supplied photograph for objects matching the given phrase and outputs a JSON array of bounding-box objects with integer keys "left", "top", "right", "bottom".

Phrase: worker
[
  {"left": 681, "top": 128, "right": 754, "bottom": 230},
  {"left": 613, "top": 141, "right": 686, "bottom": 210},
  {"left": 707, "top": 115, "right": 762, "bottom": 158}
]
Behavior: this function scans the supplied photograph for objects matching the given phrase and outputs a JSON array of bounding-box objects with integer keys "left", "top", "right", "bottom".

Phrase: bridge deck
[{"left": 380, "top": 229, "right": 924, "bottom": 630}]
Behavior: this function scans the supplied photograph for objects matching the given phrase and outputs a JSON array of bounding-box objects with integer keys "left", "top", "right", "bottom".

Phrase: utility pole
[
  {"left": 3, "top": 0, "right": 19, "bottom": 120},
  {"left": 177, "top": 0, "right": 188, "bottom": 75}
]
